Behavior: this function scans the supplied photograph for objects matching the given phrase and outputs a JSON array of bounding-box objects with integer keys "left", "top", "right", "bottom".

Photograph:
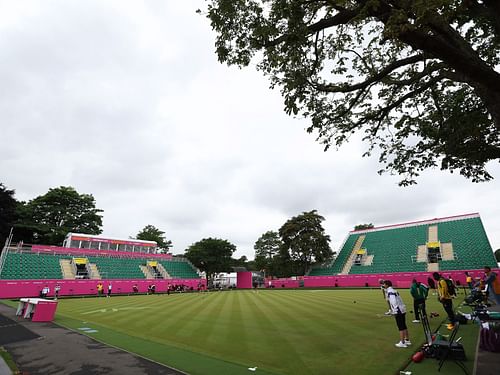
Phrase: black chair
[{"left": 433, "top": 322, "right": 467, "bottom": 374}]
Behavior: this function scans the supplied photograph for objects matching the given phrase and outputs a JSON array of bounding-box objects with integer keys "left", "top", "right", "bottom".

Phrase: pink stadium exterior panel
[
  {"left": 236, "top": 272, "right": 253, "bottom": 289},
  {"left": 0, "top": 278, "right": 206, "bottom": 299},
  {"left": 264, "top": 269, "right": 497, "bottom": 288}
]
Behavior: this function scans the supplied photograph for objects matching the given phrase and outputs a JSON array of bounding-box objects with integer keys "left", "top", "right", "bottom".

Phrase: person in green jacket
[{"left": 410, "top": 279, "right": 429, "bottom": 323}]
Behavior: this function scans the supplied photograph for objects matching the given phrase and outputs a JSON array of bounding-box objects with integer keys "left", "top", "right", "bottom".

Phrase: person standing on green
[
  {"left": 433, "top": 272, "right": 456, "bottom": 330},
  {"left": 410, "top": 279, "right": 429, "bottom": 323}
]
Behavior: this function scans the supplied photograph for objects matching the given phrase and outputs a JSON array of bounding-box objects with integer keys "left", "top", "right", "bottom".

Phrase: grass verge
[{"left": 0, "top": 346, "right": 19, "bottom": 373}]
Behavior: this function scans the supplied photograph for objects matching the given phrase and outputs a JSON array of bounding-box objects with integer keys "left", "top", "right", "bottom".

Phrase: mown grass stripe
[
  {"left": 240, "top": 291, "right": 310, "bottom": 374},
  {"left": 48, "top": 290, "right": 478, "bottom": 375},
  {"left": 54, "top": 313, "right": 278, "bottom": 375},
  {"left": 259, "top": 291, "right": 345, "bottom": 373}
]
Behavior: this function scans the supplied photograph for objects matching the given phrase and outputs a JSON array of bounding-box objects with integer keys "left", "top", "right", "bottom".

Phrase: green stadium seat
[{"left": 308, "top": 216, "right": 496, "bottom": 276}]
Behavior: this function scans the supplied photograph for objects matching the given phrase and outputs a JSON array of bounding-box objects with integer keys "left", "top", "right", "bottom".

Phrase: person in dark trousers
[
  {"left": 433, "top": 272, "right": 456, "bottom": 330},
  {"left": 427, "top": 277, "right": 437, "bottom": 295},
  {"left": 97, "top": 282, "right": 103, "bottom": 296},
  {"left": 54, "top": 284, "right": 61, "bottom": 299},
  {"left": 465, "top": 272, "right": 473, "bottom": 290},
  {"left": 383, "top": 280, "right": 411, "bottom": 348},
  {"left": 484, "top": 266, "right": 500, "bottom": 305},
  {"left": 410, "top": 279, "right": 428, "bottom": 323},
  {"left": 41, "top": 285, "right": 49, "bottom": 298}
]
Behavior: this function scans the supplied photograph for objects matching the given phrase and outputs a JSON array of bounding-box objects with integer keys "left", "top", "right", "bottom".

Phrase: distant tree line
[
  {"left": 0, "top": 183, "right": 166, "bottom": 251},
  {"left": 253, "top": 210, "right": 333, "bottom": 278},
  {"left": 0, "top": 183, "right": 256, "bottom": 276},
  {"left": 0, "top": 184, "right": 103, "bottom": 247},
  {"left": 1, "top": 182, "right": 381, "bottom": 279}
]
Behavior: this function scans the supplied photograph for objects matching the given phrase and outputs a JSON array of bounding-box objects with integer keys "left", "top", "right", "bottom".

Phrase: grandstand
[
  {"left": 0, "top": 245, "right": 200, "bottom": 281},
  {"left": 309, "top": 213, "right": 497, "bottom": 276},
  {"left": 0, "top": 234, "right": 203, "bottom": 298}
]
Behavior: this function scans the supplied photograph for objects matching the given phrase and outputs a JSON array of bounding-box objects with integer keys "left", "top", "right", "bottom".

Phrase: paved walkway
[
  {"left": 474, "top": 304, "right": 500, "bottom": 375},
  {"left": 0, "top": 357, "right": 11, "bottom": 375},
  {"left": 0, "top": 304, "right": 185, "bottom": 375}
]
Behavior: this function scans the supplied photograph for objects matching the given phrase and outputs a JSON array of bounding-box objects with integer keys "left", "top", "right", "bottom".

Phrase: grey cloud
[{"left": 1, "top": 1, "right": 499, "bottom": 259}]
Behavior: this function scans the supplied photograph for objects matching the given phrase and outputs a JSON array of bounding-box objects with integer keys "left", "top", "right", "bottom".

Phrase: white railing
[
  {"left": 86, "top": 263, "right": 93, "bottom": 279},
  {"left": 184, "top": 258, "right": 201, "bottom": 275},
  {"left": 0, "top": 228, "right": 13, "bottom": 276},
  {"left": 71, "top": 259, "right": 77, "bottom": 276}
]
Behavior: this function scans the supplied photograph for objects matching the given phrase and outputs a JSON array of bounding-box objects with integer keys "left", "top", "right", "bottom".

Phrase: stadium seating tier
[
  {"left": 0, "top": 251, "right": 200, "bottom": 280},
  {"left": 309, "top": 216, "right": 496, "bottom": 276}
]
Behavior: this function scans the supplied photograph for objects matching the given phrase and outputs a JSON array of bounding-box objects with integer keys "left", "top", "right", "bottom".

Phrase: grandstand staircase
[
  {"left": 60, "top": 259, "right": 76, "bottom": 279},
  {"left": 428, "top": 225, "right": 438, "bottom": 242},
  {"left": 340, "top": 235, "right": 365, "bottom": 275},
  {"left": 156, "top": 263, "right": 171, "bottom": 279},
  {"left": 416, "top": 245, "right": 427, "bottom": 262},
  {"left": 427, "top": 262, "right": 439, "bottom": 272},
  {"left": 363, "top": 254, "right": 374, "bottom": 265},
  {"left": 441, "top": 243, "right": 455, "bottom": 261},
  {"left": 185, "top": 258, "right": 202, "bottom": 277},
  {"left": 88, "top": 263, "right": 101, "bottom": 279},
  {"left": 424, "top": 225, "right": 454, "bottom": 265},
  {"left": 425, "top": 226, "right": 441, "bottom": 272},
  {"left": 140, "top": 265, "right": 155, "bottom": 279}
]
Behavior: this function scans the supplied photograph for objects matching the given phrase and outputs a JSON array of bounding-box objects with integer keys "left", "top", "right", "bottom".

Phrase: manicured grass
[
  {"left": 0, "top": 346, "right": 18, "bottom": 373},
  {"left": 53, "top": 289, "right": 477, "bottom": 375}
]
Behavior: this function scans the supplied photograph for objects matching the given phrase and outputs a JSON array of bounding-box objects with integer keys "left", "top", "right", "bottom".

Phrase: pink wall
[
  {"left": 267, "top": 269, "right": 495, "bottom": 289},
  {"left": 2, "top": 269, "right": 495, "bottom": 298},
  {"left": 0, "top": 278, "right": 206, "bottom": 299},
  {"left": 267, "top": 278, "right": 300, "bottom": 288},
  {"left": 236, "top": 272, "right": 253, "bottom": 289}
]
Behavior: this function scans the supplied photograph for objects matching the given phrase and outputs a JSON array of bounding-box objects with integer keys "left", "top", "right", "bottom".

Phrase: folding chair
[
  {"left": 418, "top": 303, "right": 433, "bottom": 346},
  {"left": 433, "top": 323, "right": 467, "bottom": 374}
]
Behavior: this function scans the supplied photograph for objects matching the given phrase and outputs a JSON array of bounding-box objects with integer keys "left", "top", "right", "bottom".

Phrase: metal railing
[
  {"left": 0, "top": 228, "right": 13, "bottom": 276},
  {"left": 86, "top": 262, "right": 93, "bottom": 279}
]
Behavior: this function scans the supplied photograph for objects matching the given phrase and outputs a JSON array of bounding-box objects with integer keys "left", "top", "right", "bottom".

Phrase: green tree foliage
[
  {"left": 231, "top": 255, "right": 251, "bottom": 269},
  {"left": 279, "top": 210, "right": 332, "bottom": 275},
  {"left": 354, "top": 223, "right": 375, "bottom": 231},
  {"left": 136, "top": 224, "right": 172, "bottom": 252},
  {"left": 203, "top": 1, "right": 500, "bottom": 185},
  {"left": 18, "top": 186, "right": 103, "bottom": 245},
  {"left": 184, "top": 237, "right": 237, "bottom": 279},
  {"left": 495, "top": 249, "right": 500, "bottom": 263},
  {"left": 254, "top": 230, "right": 284, "bottom": 276},
  {"left": 0, "top": 183, "right": 19, "bottom": 247}
]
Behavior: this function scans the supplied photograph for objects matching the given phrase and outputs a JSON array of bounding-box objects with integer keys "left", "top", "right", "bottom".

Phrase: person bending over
[
  {"left": 410, "top": 279, "right": 428, "bottom": 323},
  {"left": 384, "top": 280, "right": 411, "bottom": 348}
]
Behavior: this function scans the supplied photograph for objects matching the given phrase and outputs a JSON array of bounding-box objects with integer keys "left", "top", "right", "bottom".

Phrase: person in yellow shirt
[
  {"left": 465, "top": 272, "right": 473, "bottom": 290},
  {"left": 433, "top": 272, "right": 456, "bottom": 330},
  {"left": 97, "top": 282, "right": 103, "bottom": 297}
]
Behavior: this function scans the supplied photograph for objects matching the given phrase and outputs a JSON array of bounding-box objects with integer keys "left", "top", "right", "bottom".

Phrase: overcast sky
[{"left": 1, "top": 1, "right": 499, "bottom": 260}]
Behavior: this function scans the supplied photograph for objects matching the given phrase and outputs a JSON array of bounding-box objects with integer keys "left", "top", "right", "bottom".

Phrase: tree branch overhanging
[
  {"left": 264, "top": 4, "right": 364, "bottom": 48},
  {"left": 315, "top": 53, "right": 424, "bottom": 93}
]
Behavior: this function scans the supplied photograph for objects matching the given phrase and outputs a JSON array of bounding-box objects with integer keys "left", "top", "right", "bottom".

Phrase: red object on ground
[{"left": 412, "top": 351, "right": 424, "bottom": 363}]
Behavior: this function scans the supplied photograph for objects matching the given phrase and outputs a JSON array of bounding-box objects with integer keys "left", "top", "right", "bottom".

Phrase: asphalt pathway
[
  {"left": 474, "top": 303, "right": 500, "bottom": 375},
  {"left": 0, "top": 303, "right": 185, "bottom": 375}
]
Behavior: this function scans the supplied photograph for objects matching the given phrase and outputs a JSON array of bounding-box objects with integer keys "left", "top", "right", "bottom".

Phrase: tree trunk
[{"left": 472, "top": 83, "right": 500, "bottom": 132}]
